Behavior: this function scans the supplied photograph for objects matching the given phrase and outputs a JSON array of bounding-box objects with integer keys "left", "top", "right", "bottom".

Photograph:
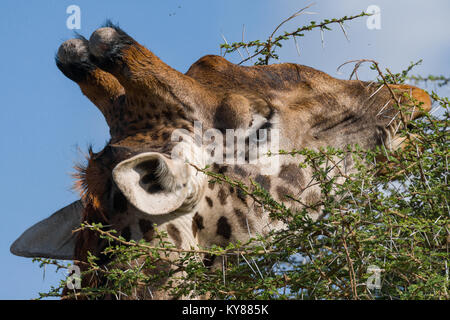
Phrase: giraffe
[{"left": 10, "top": 23, "right": 431, "bottom": 299}]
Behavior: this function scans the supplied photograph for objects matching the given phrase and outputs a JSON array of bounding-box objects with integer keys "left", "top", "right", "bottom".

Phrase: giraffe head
[{"left": 11, "top": 23, "right": 431, "bottom": 298}]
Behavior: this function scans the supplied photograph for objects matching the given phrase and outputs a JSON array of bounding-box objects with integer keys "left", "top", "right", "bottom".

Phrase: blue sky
[{"left": 1, "top": 0, "right": 449, "bottom": 299}]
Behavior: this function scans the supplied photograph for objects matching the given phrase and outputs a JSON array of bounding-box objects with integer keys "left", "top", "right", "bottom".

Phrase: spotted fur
[{"left": 45, "top": 22, "right": 433, "bottom": 299}]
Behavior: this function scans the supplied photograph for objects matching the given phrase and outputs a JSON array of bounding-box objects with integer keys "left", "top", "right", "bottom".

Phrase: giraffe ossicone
[{"left": 11, "top": 22, "right": 431, "bottom": 299}]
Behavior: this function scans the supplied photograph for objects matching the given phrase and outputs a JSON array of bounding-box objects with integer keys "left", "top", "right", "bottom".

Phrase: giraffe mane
[{"left": 72, "top": 145, "right": 105, "bottom": 212}]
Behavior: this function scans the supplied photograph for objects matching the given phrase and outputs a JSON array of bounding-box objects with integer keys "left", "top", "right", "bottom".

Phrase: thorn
[
  {"left": 293, "top": 35, "right": 301, "bottom": 56},
  {"left": 320, "top": 27, "right": 325, "bottom": 48},
  {"left": 222, "top": 33, "right": 243, "bottom": 60},
  {"left": 339, "top": 22, "right": 350, "bottom": 42},
  {"left": 366, "top": 84, "right": 385, "bottom": 101},
  {"left": 376, "top": 99, "right": 392, "bottom": 117},
  {"left": 241, "top": 253, "right": 257, "bottom": 275},
  {"left": 386, "top": 111, "right": 400, "bottom": 127},
  {"left": 242, "top": 24, "right": 251, "bottom": 60}
]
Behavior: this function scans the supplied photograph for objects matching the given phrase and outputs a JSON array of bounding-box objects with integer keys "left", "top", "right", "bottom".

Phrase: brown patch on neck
[
  {"left": 279, "top": 163, "right": 305, "bottom": 188},
  {"left": 254, "top": 174, "right": 271, "bottom": 192},
  {"left": 216, "top": 216, "right": 232, "bottom": 240},
  {"left": 304, "top": 190, "right": 321, "bottom": 212},
  {"left": 167, "top": 223, "right": 182, "bottom": 248},
  {"left": 192, "top": 212, "right": 205, "bottom": 238},
  {"left": 194, "top": 213, "right": 205, "bottom": 229},
  {"left": 233, "top": 165, "right": 248, "bottom": 177},
  {"left": 217, "top": 187, "right": 228, "bottom": 205},
  {"left": 205, "top": 196, "right": 214, "bottom": 208},
  {"left": 139, "top": 219, "right": 155, "bottom": 242},
  {"left": 236, "top": 188, "right": 248, "bottom": 204},
  {"left": 234, "top": 209, "right": 253, "bottom": 232},
  {"left": 276, "top": 186, "right": 292, "bottom": 201}
]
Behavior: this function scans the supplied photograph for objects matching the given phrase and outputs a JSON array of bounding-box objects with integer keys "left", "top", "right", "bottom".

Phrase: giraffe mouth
[{"left": 382, "top": 86, "right": 432, "bottom": 152}]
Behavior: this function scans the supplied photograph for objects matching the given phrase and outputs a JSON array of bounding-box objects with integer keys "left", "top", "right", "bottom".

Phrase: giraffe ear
[
  {"left": 10, "top": 200, "right": 83, "bottom": 260},
  {"left": 112, "top": 152, "right": 191, "bottom": 215}
]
